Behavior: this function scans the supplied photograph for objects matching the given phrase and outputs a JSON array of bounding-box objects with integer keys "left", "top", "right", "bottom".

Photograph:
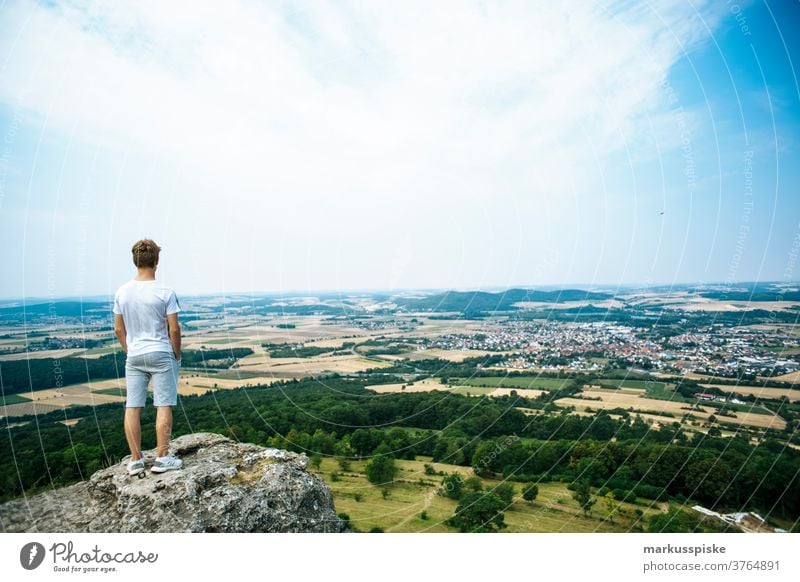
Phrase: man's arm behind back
[{"left": 167, "top": 313, "right": 181, "bottom": 359}]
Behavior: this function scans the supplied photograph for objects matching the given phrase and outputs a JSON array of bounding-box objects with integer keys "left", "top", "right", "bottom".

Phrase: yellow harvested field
[
  {"left": 13, "top": 382, "right": 126, "bottom": 410},
  {"left": 1, "top": 402, "right": 66, "bottom": 417},
  {"left": 366, "top": 378, "right": 449, "bottom": 394},
  {"left": 23, "top": 380, "right": 124, "bottom": 401},
  {"left": 556, "top": 388, "right": 786, "bottom": 430},
  {"left": 0, "top": 348, "right": 85, "bottom": 361},
  {"left": 182, "top": 376, "right": 284, "bottom": 390},
  {"left": 176, "top": 384, "right": 215, "bottom": 396},
  {"left": 236, "top": 352, "right": 390, "bottom": 376},
  {"left": 489, "top": 387, "right": 546, "bottom": 399},
  {"left": 701, "top": 384, "right": 800, "bottom": 402},
  {"left": 1, "top": 373, "right": 227, "bottom": 418},
  {"left": 770, "top": 370, "right": 800, "bottom": 384},
  {"left": 49, "top": 393, "right": 126, "bottom": 407}
]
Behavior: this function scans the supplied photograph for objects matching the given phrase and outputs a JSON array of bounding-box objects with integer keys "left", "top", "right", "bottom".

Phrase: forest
[{"left": 1, "top": 376, "right": 798, "bottom": 524}]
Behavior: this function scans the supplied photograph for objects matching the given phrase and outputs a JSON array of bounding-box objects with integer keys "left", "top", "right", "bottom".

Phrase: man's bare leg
[
  {"left": 124, "top": 407, "right": 143, "bottom": 461},
  {"left": 155, "top": 406, "right": 173, "bottom": 457}
]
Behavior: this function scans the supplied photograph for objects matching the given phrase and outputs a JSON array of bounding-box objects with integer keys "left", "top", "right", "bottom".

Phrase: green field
[
  {"left": 79, "top": 346, "right": 117, "bottom": 356},
  {"left": 448, "top": 385, "right": 497, "bottom": 396},
  {"left": 94, "top": 387, "right": 127, "bottom": 397},
  {"left": 700, "top": 400, "right": 772, "bottom": 416},
  {"left": 214, "top": 370, "right": 274, "bottom": 380},
  {"left": 312, "top": 456, "right": 665, "bottom": 533},
  {"left": 0, "top": 393, "right": 32, "bottom": 405},
  {"left": 451, "top": 376, "right": 573, "bottom": 391},
  {"left": 596, "top": 379, "right": 673, "bottom": 391},
  {"left": 596, "top": 379, "right": 691, "bottom": 403}
]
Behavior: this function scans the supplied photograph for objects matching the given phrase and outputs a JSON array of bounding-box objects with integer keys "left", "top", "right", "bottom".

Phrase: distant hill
[
  {"left": 0, "top": 300, "right": 111, "bottom": 319},
  {"left": 699, "top": 290, "right": 800, "bottom": 302},
  {"left": 394, "top": 288, "right": 613, "bottom": 312}
]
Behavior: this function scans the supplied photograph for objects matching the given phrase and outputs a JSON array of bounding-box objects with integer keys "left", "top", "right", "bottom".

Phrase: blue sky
[{"left": 0, "top": 0, "right": 798, "bottom": 300}]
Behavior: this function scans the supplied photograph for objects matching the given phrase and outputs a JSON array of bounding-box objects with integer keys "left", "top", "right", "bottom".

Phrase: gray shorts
[{"left": 125, "top": 351, "right": 181, "bottom": 408}]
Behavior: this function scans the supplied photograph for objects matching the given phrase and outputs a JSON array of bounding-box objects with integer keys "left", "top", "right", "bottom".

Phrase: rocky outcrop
[{"left": 0, "top": 433, "right": 345, "bottom": 533}]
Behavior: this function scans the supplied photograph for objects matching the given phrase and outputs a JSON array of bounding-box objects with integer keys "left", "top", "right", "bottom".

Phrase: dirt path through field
[{"left": 388, "top": 488, "right": 436, "bottom": 532}]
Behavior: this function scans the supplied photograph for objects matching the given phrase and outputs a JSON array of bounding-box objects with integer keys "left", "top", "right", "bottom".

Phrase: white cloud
[{"left": 0, "top": 0, "right": 732, "bottom": 293}]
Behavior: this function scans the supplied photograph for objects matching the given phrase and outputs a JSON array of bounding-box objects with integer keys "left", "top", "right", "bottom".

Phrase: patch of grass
[
  {"left": 596, "top": 379, "right": 674, "bottom": 391},
  {"left": 309, "top": 457, "right": 663, "bottom": 533},
  {"left": 78, "top": 346, "right": 117, "bottom": 356},
  {"left": 94, "top": 387, "right": 127, "bottom": 397},
  {"left": 596, "top": 379, "right": 687, "bottom": 403},
  {"left": 0, "top": 393, "right": 32, "bottom": 405},
  {"left": 702, "top": 401, "right": 772, "bottom": 415},
  {"left": 451, "top": 376, "right": 572, "bottom": 391},
  {"left": 214, "top": 370, "right": 275, "bottom": 380},
  {"left": 449, "top": 385, "right": 497, "bottom": 396}
]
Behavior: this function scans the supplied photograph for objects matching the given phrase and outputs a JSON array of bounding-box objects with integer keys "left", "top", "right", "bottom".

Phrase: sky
[{"left": 0, "top": 0, "right": 799, "bottom": 300}]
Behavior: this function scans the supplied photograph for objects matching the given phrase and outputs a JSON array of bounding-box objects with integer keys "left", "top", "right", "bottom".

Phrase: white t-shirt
[{"left": 112, "top": 280, "right": 182, "bottom": 358}]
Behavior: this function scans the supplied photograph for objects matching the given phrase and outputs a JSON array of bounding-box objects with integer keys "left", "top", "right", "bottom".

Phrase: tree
[
  {"left": 493, "top": 482, "right": 515, "bottom": 505},
  {"left": 447, "top": 492, "right": 508, "bottom": 533},
  {"left": 309, "top": 454, "right": 322, "bottom": 470},
  {"left": 648, "top": 504, "right": 699, "bottom": 533},
  {"left": 522, "top": 483, "right": 539, "bottom": 504},
  {"left": 463, "top": 476, "right": 484, "bottom": 492},
  {"left": 572, "top": 479, "right": 596, "bottom": 516},
  {"left": 471, "top": 440, "right": 498, "bottom": 476},
  {"left": 603, "top": 490, "right": 617, "bottom": 523},
  {"left": 439, "top": 472, "right": 464, "bottom": 500},
  {"left": 365, "top": 444, "right": 397, "bottom": 486}
]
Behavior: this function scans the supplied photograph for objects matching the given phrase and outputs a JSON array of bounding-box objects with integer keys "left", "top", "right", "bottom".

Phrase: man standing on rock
[{"left": 113, "top": 239, "right": 184, "bottom": 475}]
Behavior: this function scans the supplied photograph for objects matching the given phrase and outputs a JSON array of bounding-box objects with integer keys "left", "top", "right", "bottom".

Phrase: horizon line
[{"left": 0, "top": 279, "right": 796, "bottom": 305}]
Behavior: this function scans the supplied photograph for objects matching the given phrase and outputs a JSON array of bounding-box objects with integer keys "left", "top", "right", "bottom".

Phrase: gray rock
[{"left": 0, "top": 433, "right": 346, "bottom": 533}]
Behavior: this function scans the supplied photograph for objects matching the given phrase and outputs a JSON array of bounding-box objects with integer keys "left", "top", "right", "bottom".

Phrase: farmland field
[
  {"left": 488, "top": 387, "right": 547, "bottom": 399},
  {"left": 556, "top": 387, "right": 787, "bottom": 430},
  {"left": 700, "top": 384, "right": 800, "bottom": 402},
  {"left": 768, "top": 370, "right": 800, "bottom": 384},
  {"left": 595, "top": 379, "right": 674, "bottom": 391},
  {"left": 451, "top": 376, "right": 574, "bottom": 390},
  {"left": 0, "top": 393, "right": 32, "bottom": 405},
  {"left": 366, "top": 378, "right": 450, "bottom": 394},
  {"left": 448, "top": 385, "right": 497, "bottom": 396},
  {"left": 0, "top": 348, "right": 85, "bottom": 361},
  {"left": 312, "top": 457, "right": 666, "bottom": 533},
  {"left": 365, "top": 379, "right": 547, "bottom": 400}
]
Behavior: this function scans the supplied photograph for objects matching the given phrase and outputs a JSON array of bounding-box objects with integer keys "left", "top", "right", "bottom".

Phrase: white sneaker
[
  {"left": 151, "top": 456, "right": 183, "bottom": 473},
  {"left": 127, "top": 459, "right": 145, "bottom": 476}
]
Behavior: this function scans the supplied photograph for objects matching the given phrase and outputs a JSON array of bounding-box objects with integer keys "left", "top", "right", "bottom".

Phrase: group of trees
[
  {"left": 179, "top": 348, "right": 253, "bottom": 366},
  {"left": 0, "top": 353, "right": 126, "bottom": 395},
  {"left": 261, "top": 343, "right": 352, "bottom": 358},
  {"left": 2, "top": 377, "right": 799, "bottom": 525},
  {"left": 438, "top": 472, "right": 509, "bottom": 532}
]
